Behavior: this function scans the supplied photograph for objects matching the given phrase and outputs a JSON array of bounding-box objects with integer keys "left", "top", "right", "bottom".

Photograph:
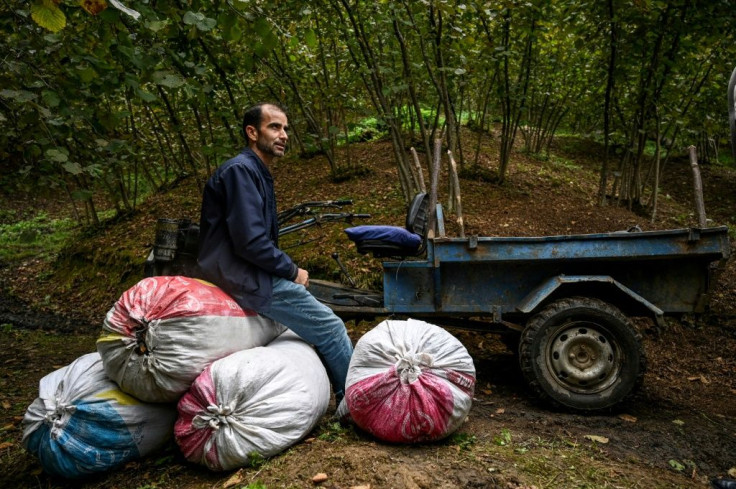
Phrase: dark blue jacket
[{"left": 198, "top": 148, "right": 298, "bottom": 312}]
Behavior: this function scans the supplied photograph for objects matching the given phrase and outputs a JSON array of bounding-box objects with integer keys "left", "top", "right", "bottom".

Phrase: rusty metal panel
[
  {"left": 431, "top": 226, "right": 730, "bottom": 263},
  {"left": 383, "top": 263, "right": 434, "bottom": 312}
]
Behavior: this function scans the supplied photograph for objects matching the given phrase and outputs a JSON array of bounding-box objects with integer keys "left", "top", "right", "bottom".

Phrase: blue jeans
[{"left": 259, "top": 276, "right": 353, "bottom": 401}]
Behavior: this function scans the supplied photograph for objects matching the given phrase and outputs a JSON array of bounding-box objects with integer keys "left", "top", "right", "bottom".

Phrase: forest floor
[{"left": 0, "top": 133, "right": 735, "bottom": 489}]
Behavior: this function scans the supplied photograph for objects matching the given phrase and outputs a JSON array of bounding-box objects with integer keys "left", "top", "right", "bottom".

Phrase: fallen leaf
[
  {"left": 495, "top": 408, "right": 505, "bottom": 414},
  {"left": 482, "top": 389, "right": 492, "bottom": 395},
  {"left": 312, "top": 473, "right": 328, "bottom": 484},
  {"left": 0, "top": 442, "right": 12, "bottom": 450},
  {"left": 687, "top": 375, "right": 710, "bottom": 384},
  {"left": 618, "top": 414, "right": 637, "bottom": 423},
  {"left": 673, "top": 419, "right": 685, "bottom": 426},
  {"left": 350, "top": 485, "right": 371, "bottom": 489},
  {"left": 584, "top": 435, "right": 609, "bottom": 444},
  {"left": 729, "top": 467, "right": 736, "bottom": 478},
  {"left": 223, "top": 470, "right": 244, "bottom": 488},
  {"left": 304, "top": 437, "right": 316, "bottom": 444},
  {"left": 0, "top": 424, "right": 14, "bottom": 432},
  {"left": 1, "top": 401, "right": 10, "bottom": 410}
]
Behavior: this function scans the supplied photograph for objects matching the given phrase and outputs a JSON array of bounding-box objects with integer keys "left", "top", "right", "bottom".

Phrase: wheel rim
[{"left": 546, "top": 320, "right": 621, "bottom": 395}]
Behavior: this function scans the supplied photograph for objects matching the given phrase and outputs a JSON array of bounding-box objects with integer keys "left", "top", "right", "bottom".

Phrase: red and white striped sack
[
  {"left": 344, "top": 319, "right": 475, "bottom": 443},
  {"left": 175, "top": 330, "right": 330, "bottom": 471},
  {"left": 97, "top": 276, "right": 284, "bottom": 403}
]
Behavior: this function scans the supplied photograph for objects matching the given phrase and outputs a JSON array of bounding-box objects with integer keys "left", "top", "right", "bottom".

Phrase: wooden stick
[
  {"left": 410, "top": 147, "right": 427, "bottom": 193},
  {"left": 447, "top": 150, "right": 465, "bottom": 237},
  {"left": 427, "top": 139, "right": 442, "bottom": 239},
  {"left": 689, "top": 145, "right": 707, "bottom": 228}
]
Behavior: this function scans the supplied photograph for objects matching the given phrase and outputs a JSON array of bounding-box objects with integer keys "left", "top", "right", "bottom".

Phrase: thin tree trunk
[
  {"left": 392, "top": 12, "right": 432, "bottom": 171},
  {"left": 157, "top": 86, "right": 202, "bottom": 190},
  {"left": 650, "top": 111, "right": 662, "bottom": 222}
]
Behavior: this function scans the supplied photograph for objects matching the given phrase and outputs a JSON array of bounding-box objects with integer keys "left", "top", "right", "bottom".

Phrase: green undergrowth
[{"left": 0, "top": 213, "right": 79, "bottom": 263}]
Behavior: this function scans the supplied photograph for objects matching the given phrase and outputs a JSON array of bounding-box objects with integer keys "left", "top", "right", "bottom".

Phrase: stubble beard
[{"left": 257, "top": 138, "right": 285, "bottom": 158}]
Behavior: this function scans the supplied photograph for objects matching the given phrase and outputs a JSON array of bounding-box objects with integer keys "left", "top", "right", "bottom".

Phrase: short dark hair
[{"left": 242, "top": 103, "right": 287, "bottom": 138}]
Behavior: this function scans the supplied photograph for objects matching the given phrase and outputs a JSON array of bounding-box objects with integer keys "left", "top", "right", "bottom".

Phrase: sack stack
[
  {"left": 22, "top": 277, "right": 478, "bottom": 478},
  {"left": 23, "top": 276, "right": 321, "bottom": 478}
]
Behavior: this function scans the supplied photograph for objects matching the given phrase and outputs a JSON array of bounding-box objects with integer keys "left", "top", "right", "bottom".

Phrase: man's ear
[{"left": 245, "top": 125, "right": 258, "bottom": 143}]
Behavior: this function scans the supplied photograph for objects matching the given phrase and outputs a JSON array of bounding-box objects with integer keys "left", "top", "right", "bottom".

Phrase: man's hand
[{"left": 294, "top": 268, "right": 309, "bottom": 287}]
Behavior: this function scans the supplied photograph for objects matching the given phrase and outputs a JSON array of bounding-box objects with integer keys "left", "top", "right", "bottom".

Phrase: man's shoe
[{"left": 712, "top": 478, "right": 736, "bottom": 489}]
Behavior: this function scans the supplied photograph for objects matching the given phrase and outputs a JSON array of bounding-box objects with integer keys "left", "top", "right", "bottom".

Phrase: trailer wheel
[{"left": 519, "top": 297, "right": 646, "bottom": 412}]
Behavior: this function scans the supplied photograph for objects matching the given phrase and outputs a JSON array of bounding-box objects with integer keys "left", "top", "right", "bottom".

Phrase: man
[{"left": 198, "top": 103, "right": 353, "bottom": 405}]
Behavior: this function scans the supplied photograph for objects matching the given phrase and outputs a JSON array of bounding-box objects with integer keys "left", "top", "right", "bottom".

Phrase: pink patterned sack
[
  {"left": 97, "top": 276, "right": 284, "bottom": 403},
  {"left": 345, "top": 319, "right": 475, "bottom": 443},
  {"left": 175, "top": 331, "right": 330, "bottom": 471}
]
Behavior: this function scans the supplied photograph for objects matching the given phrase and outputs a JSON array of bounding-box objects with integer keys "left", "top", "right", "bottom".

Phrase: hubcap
[{"left": 547, "top": 321, "right": 620, "bottom": 394}]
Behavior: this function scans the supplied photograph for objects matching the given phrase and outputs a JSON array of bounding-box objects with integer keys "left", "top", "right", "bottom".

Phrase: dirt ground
[{"left": 0, "top": 136, "right": 735, "bottom": 488}]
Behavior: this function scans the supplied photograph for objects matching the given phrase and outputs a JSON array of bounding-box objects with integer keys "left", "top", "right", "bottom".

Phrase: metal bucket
[{"left": 153, "top": 218, "right": 180, "bottom": 262}]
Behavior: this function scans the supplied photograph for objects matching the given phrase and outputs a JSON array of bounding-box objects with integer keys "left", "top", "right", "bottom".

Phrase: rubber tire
[{"left": 519, "top": 297, "right": 646, "bottom": 412}]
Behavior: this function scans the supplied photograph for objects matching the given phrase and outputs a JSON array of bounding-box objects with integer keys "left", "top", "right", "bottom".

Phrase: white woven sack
[
  {"left": 97, "top": 276, "right": 285, "bottom": 403},
  {"left": 344, "top": 318, "right": 476, "bottom": 443},
  {"left": 22, "top": 352, "right": 176, "bottom": 478},
  {"left": 175, "top": 330, "right": 330, "bottom": 471}
]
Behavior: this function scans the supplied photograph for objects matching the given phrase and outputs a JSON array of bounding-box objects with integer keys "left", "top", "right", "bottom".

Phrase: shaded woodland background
[{"left": 2, "top": 0, "right": 735, "bottom": 226}]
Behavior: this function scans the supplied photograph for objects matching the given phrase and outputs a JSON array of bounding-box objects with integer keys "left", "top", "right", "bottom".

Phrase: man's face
[{"left": 248, "top": 105, "right": 288, "bottom": 162}]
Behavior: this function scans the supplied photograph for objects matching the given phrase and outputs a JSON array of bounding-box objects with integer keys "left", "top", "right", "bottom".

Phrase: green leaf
[
  {"left": 153, "top": 71, "right": 185, "bottom": 88},
  {"left": 77, "top": 67, "right": 98, "bottom": 83},
  {"left": 42, "top": 90, "right": 60, "bottom": 107},
  {"left": 198, "top": 17, "right": 216, "bottom": 31},
  {"left": 183, "top": 11, "right": 202, "bottom": 25},
  {"left": 304, "top": 28, "right": 317, "bottom": 49},
  {"left": 669, "top": 460, "right": 685, "bottom": 472},
  {"left": 62, "top": 161, "right": 83, "bottom": 175},
  {"left": 135, "top": 88, "right": 157, "bottom": 102},
  {"left": 31, "top": 0, "right": 66, "bottom": 33},
  {"left": 183, "top": 11, "right": 216, "bottom": 32},
  {"left": 45, "top": 148, "right": 68, "bottom": 163},
  {"left": 254, "top": 18, "right": 271, "bottom": 37},
  {"left": 222, "top": 22, "right": 242, "bottom": 41},
  {"left": 0, "top": 90, "right": 37, "bottom": 103},
  {"left": 145, "top": 19, "right": 169, "bottom": 32}
]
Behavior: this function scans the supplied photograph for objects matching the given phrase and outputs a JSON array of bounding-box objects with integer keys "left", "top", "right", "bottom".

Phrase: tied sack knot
[
  {"left": 43, "top": 396, "right": 76, "bottom": 440},
  {"left": 395, "top": 352, "right": 434, "bottom": 384},
  {"left": 193, "top": 402, "right": 236, "bottom": 431}
]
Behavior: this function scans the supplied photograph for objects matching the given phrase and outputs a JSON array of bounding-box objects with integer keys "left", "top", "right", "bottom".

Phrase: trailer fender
[{"left": 517, "top": 275, "right": 665, "bottom": 329}]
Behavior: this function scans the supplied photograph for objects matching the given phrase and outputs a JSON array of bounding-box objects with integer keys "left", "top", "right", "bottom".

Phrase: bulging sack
[
  {"left": 345, "top": 319, "right": 475, "bottom": 443},
  {"left": 175, "top": 331, "right": 330, "bottom": 471},
  {"left": 22, "top": 352, "right": 176, "bottom": 479},
  {"left": 97, "top": 276, "right": 284, "bottom": 403}
]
